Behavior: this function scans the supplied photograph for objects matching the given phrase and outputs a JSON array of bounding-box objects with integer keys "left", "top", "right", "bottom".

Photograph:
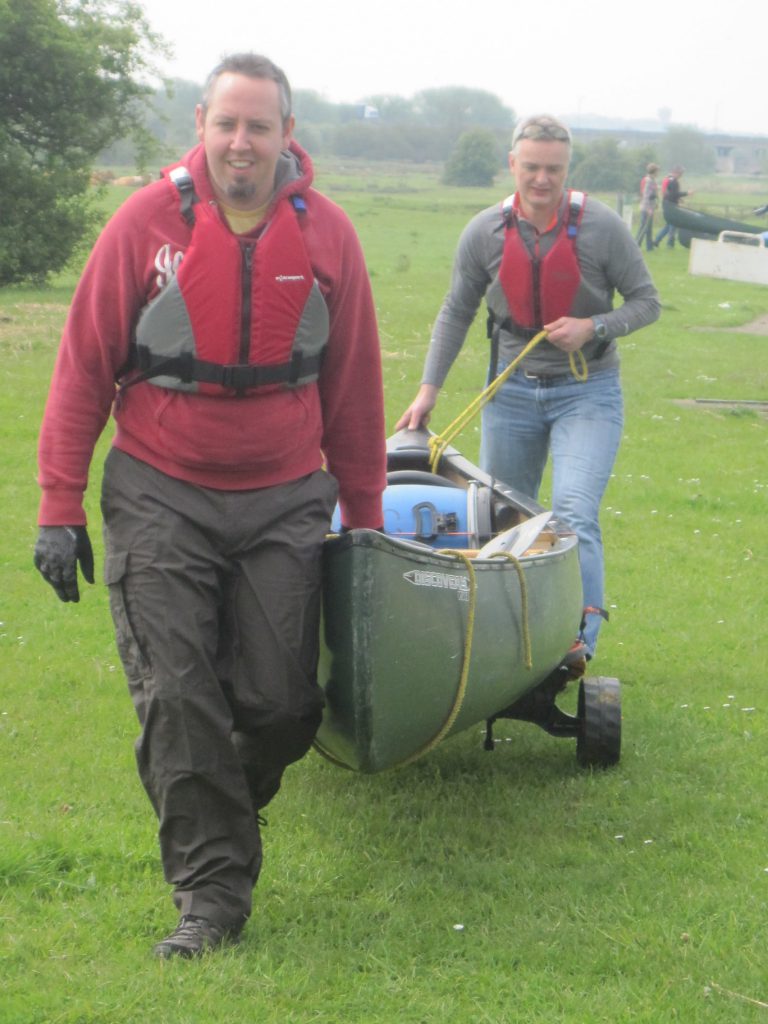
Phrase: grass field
[{"left": 1, "top": 163, "right": 767, "bottom": 1022}]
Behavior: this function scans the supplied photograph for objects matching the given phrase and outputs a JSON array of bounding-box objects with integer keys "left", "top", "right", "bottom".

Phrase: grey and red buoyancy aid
[
  {"left": 486, "top": 189, "right": 587, "bottom": 354},
  {"left": 128, "top": 166, "right": 329, "bottom": 396}
]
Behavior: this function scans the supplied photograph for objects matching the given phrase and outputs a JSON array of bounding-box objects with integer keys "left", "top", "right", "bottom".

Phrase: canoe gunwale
[{"left": 324, "top": 526, "right": 577, "bottom": 566}]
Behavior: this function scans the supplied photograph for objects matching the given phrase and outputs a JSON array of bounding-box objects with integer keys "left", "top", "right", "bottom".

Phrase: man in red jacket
[{"left": 34, "top": 53, "right": 386, "bottom": 958}]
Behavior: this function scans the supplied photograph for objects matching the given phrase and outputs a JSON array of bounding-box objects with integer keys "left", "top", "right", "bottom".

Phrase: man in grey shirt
[{"left": 397, "top": 114, "right": 660, "bottom": 662}]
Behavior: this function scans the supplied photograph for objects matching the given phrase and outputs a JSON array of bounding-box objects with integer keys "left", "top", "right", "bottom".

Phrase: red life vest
[
  {"left": 639, "top": 175, "right": 658, "bottom": 205},
  {"left": 496, "top": 190, "right": 586, "bottom": 329},
  {"left": 130, "top": 167, "right": 329, "bottom": 396}
]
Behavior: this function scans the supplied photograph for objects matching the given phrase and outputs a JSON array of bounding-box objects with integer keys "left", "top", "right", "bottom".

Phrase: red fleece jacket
[{"left": 37, "top": 141, "right": 386, "bottom": 528}]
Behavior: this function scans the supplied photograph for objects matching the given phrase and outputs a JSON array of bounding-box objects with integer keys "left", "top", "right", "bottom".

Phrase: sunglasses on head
[{"left": 513, "top": 119, "right": 571, "bottom": 143}]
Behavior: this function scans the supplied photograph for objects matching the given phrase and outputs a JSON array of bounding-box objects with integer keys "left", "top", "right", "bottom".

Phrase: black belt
[{"left": 519, "top": 368, "right": 574, "bottom": 384}]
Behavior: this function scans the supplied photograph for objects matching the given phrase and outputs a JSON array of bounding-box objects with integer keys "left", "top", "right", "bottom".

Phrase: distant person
[
  {"left": 34, "top": 52, "right": 386, "bottom": 958},
  {"left": 654, "top": 165, "right": 693, "bottom": 248},
  {"left": 635, "top": 162, "right": 660, "bottom": 251},
  {"left": 396, "top": 114, "right": 660, "bottom": 666}
]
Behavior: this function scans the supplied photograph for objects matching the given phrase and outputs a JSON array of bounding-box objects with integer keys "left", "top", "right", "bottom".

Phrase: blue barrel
[{"left": 331, "top": 483, "right": 472, "bottom": 549}]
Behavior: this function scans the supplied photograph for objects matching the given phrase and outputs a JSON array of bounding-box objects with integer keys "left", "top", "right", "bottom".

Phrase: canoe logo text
[{"left": 402, "top": 569, "right": 470, "bottom": 601}]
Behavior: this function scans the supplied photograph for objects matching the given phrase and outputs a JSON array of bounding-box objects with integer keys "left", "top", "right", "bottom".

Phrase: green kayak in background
[
  {"left": 663, "top": 199, "right": 764, "bottom": 247},
  {"left": 315, "top": 429, "right": 621, "bottom": 774}
]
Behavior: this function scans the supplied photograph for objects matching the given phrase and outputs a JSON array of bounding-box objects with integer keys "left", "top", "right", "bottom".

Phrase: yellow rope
[
  {"left": 486, "top": 551, "right": 533, "bottom": 670},
  {"left": 428, "top": 330, "right": 588, "bottom": 473},
  {"left": 311, "top": 738, "right": 355, "bottom": 770}
]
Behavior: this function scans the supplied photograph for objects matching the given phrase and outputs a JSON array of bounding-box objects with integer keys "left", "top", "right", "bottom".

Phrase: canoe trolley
[{"left": 316, "top": 428, "right": 621, "bottom": 774}]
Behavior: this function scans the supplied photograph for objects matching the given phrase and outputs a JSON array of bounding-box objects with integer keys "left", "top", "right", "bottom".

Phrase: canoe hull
[
  {"left": 316, "top": 528, "right": 582, "bottom": 773},
  {"left": 664, "top": 200, "right": 763, "bottom": 247}
]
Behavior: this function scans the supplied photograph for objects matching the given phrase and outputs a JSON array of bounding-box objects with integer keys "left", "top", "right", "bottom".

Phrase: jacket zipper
[
  {"left": 239, "top": 242, "right": 254, "bottom": 365},
  {"left": 532, "top": 240, "right": 542, "bottom": 327}
]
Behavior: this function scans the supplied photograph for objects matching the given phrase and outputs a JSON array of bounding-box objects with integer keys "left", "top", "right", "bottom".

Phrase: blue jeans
[
  {"left": 480, "top": 366, "right": 624, "bottom": 656},
  {"left": 635, "top": 210, "right": 655, "bottom": 250},
  {"left": 654, "top": 221, "right": 677, "bottom": 247}
]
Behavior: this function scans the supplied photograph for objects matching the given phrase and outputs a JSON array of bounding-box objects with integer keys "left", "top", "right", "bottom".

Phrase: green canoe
[
  {"left": 315, "top": 429, "right": 619, "bottom": 774},
  {"left": 663, "top": 199, "right": 764, "bottom": 247}
]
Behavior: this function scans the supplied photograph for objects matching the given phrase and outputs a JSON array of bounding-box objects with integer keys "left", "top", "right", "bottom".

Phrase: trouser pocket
[{"left": 104, "top": 550, "right": 152, "bottom": 722}]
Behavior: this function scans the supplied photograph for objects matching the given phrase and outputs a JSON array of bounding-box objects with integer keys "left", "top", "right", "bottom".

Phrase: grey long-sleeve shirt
[{"left": 422, "top": 192, "right": 660, "bottom": 384}]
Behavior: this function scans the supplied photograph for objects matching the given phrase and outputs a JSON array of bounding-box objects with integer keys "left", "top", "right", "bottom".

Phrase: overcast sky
[{"left": 137, "top": 0, "right": 765, "bottom": 137}]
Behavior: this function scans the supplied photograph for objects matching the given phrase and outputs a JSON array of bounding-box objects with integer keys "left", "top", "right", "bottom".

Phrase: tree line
[
  {"left": 108, "top": 79, "right": 716, "bottom": 188},
  {"left": 102, "top": 80, "right": 518, "bottom": 168},
  {"left": 2, "top": 0, "right": 714, "bottom": 286}
]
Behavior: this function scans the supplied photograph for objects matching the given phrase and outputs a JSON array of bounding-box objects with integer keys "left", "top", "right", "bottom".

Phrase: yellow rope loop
[
  {"left": 486, "top": 551, "right": 533, "bottom": 670},
  {"left": 569, "top": 348, "right": 589, "bottom": 382},
  {"left": 391, "top": 550, "right": 478, "bottom": 769}
]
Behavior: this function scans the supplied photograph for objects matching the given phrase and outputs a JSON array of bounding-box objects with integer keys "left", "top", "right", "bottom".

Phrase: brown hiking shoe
[{"left": 153, "top": 914, "right": 238, "bottom": 959}]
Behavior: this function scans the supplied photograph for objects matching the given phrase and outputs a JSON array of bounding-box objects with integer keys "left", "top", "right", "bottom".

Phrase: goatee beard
[{"left": 226, "top": 182, "right": 257, "bottom": 203}]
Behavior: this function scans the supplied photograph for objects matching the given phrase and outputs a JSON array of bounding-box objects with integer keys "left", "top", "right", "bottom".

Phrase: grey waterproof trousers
[{"left": 101, "top": 449, "right": 337, "bottom": 929}]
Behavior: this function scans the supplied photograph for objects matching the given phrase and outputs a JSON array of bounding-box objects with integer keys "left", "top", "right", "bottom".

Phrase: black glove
[{"left": 34, "top": 526, "right": 95, "bottom": 603}]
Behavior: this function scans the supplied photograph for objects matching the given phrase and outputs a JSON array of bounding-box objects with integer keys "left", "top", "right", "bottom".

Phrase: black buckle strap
[
  {"left": 127, "top": 347, "right": 322, "bottom": 392},
  {"left": 487, "top": 314, "right": 543, "bottom": 382},
  {"left": 288, "top": 349, "right": 303, "bottom": 385},
  {"left": 487, "top": 314, "right": 541, "bottom": 343},
  {"left": 218, "top": 364, "right": 263, "bottom": 391},
  {"left": 169, "top": 167, "right": 199, "bottom": 227},
  {"left": 192, "top": 356, "right": 320, "bottom": 390}
]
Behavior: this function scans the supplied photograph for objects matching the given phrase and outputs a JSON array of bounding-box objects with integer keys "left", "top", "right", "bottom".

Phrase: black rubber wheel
[{"left": 576, "top": 676, "right": 621, "bottom": 768}]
